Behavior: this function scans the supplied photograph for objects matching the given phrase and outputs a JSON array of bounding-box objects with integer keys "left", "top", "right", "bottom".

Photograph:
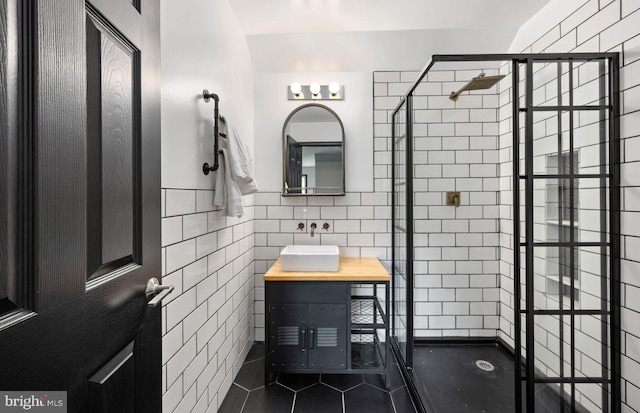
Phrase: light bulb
[
  {"left": 290, "top": 82, "right": 302, "bottom": 95},
  {"left": 309, "top": 82, "right": 321, "bottom": 95},
  {"left": 329, "top": 82, "right": 340, "bottom": 94}
]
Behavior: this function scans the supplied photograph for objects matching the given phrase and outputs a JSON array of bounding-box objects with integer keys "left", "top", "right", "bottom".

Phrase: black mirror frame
[{"left": 281, "top": 103, "right": 345, "bottom": 196}]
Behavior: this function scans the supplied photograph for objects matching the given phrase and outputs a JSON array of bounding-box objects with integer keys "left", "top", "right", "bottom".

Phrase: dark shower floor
[
  {"left": 411, "top": 343, "right": 592, "bottom": 413},
  {"left": 412, "top": 343, "right": 516, "bottom": 412}
]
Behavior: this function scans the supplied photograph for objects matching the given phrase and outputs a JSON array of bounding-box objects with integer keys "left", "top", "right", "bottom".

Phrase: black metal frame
[
  {"left": 391, "top": 97, "right": 414, "bottom": 361},
  {"left": 389, "top": 53, "right": 621, "bottom": 413},
  {"left": 392, "top": 96, "right": 427, "bottom": 412},
  {"left": 202, "top": 89, "right": 225, "bottom": 175},
  {"left": 281, "top": 103, "right": 346, "bottom": 197}
]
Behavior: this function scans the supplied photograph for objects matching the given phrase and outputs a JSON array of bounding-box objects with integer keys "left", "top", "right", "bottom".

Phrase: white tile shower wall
[
  {"left": 500, "top": 60, "right": 608, "bottom": 411},
  {"left": 497, "top": 62, "right": 518, "bottom": 352},
  {"left": 161, "top": 189, "right": 255, "bottom": 413},
  {"left": 499, "top": 0, "right": 640, "bottom": 411},
  {"left": 374, "top": 69, "right": 501, "bottom": 338},
  {"left": 253, "top": 192, "right": 393, "bottom": 341}
]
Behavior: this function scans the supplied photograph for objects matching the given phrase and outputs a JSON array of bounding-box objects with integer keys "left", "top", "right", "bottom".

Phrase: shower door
[
  {"left": 515, "top": 55, "right": 620, "bottom": 413},
  {"left": 392, "top": 97, "right": 413, "bottom": 368}
]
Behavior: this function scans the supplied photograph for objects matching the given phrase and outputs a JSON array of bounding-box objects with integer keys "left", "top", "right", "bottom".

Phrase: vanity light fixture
[
  {"left": 287, "top": 83, "right": 345, "bottom": 100},
  {"left": 290, "top": 82, "right": 303, "bottom": 99},
  {"left": 309, "top": 82, "right": 321, "bottom": 99},
  {"left": 329, "top": 82, "right": 341, "bottom": 98}
]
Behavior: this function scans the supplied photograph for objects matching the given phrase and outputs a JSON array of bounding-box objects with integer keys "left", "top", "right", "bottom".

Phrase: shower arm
[{"left": 449, "top": 72, "right": 505, "bottom": 101}]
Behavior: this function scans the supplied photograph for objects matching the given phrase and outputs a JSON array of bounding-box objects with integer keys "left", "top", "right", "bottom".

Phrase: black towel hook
[{"left": 202, "top": 89, "right": 223, "bottom": 175}]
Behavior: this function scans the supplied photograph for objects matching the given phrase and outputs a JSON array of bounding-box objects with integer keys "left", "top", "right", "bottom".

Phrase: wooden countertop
[{"left": 264, "top": 256, "right": 390, "bottom": 281}]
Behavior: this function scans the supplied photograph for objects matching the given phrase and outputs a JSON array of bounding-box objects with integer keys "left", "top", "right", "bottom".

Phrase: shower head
[{"left": 449, "top": 72, "right": 506, "bottom": 101}]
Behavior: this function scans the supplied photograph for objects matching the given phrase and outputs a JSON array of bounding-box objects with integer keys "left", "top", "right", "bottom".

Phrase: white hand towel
[
  {"left": 213, "top": 148, "right": 245, "bottom": 217},
  {"left": 225, "top": 124, "right": 258, "bottom": 195}
]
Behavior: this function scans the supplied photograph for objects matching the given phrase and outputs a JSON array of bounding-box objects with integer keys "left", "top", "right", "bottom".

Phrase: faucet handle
[
  {"left": 297, "top": 222, "right": 305, "bottom": 231},
  {"left": 322, "top": 223, "right": 330, "bottom": 231}
]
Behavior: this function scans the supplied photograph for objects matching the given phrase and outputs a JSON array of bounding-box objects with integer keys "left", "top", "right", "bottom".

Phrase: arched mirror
[{"left": 282, "top": 103, "right": 345, "bottom": 196}]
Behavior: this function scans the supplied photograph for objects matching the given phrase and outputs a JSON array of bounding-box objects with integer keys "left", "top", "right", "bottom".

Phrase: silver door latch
[{"left": 146, "top": 277, "right": 175, "bottom": 307}]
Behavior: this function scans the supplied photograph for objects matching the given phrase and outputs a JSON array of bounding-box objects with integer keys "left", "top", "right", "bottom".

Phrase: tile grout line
[{"left": 290, "top": 392, "right": 297, "bottom": 413}]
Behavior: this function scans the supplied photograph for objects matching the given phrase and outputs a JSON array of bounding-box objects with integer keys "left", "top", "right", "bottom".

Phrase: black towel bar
[{"left": 202, "top": 89, "right": 224, "bottom": 175}]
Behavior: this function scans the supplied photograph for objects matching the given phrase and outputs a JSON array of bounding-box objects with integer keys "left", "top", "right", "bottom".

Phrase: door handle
[
  {"left": 309, "top": 328, "right": 315, "bottom": 350},
  {"left": 146, "top": 277, "right": 174, "bottom": 307}
]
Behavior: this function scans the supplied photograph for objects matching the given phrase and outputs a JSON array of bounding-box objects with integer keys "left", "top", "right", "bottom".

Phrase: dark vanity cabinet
[
  {"left": 266, "top": 282, "right": 348, "bottom": 371},
  {"left": 267, "top": 302, "right": 348, "bottom": 370},
  {"left": 264, "top": 257, "right": 391, "bottom": 388}
]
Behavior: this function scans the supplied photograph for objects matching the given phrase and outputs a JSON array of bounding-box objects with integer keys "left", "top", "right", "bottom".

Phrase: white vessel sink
[{"left": 280, "top": 245, "right": 340, "bottom": 272}]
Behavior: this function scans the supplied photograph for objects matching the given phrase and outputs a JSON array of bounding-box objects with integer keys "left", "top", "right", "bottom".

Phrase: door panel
[
  {"left": 0, "top": 0, "right": 16, "bottom": 314},
  {"left": 88, "top": 341, "right": 135, "bottom": 413},
  {"left": 86, "top": 9, "right": 139, "bottom": 279},
  {"left": 99, "top": 30, "right": 135, "bottom": 265},
  {"left": 308, "top": 304, "right": 347, "bottom": 370},
  {"left": 287, "top": 135, "right": 302, "bottom": 193},
  {"left": 32, "top": 0, "right": 88, "bottom": 311},
  {"left": 267, "top": 304, "right": 308, "bottom": 369},
  {"left": 0, "top": 0, "right": 161, "bottom": 411}
]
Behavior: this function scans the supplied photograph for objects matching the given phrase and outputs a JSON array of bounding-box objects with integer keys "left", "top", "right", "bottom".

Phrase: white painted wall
[
  {"left": 254, "top": 72, "right": 373, "bottom": 193},
  {"left": 160, "top": 1, "right": 256, "bottom": 412},
  {"left": 162, "top": 0, "right": 254, "bottom": 190}
]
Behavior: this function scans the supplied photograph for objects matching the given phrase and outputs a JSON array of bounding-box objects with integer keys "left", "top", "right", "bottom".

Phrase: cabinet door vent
[
  {"left": 277, "top": 326, "right": 299, "bottom": 346},
  {"left": 316, "top": 328, "right": 338, "bottom": 347}
]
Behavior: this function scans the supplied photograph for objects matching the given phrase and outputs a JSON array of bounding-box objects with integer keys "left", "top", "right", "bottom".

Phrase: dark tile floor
[{"left": 219, "top": 342, "right": 416, "bottom": 413}]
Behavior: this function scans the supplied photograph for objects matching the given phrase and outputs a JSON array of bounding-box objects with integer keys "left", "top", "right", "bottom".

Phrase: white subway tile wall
[
  {"left": 374, "top": 68, "right": 502, "bottom": 338},
  {"left": 252, "top": 191, "right": 393, "bottom": 341},
  {"left": 497, "top": 1, "right": 640, "bottom": 411},
  {"left": 161, "top": 189, "right": 255, "bottom": 412}
]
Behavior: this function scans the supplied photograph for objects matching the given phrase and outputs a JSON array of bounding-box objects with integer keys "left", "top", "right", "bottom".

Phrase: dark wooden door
[
  {"left": 0, "top": 0, "right": 161, "bottom": 412},
  {"left": 287, "top": 135, "right": 302, "bottom": 193}
]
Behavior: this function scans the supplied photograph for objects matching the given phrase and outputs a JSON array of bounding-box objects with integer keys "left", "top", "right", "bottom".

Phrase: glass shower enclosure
[{"left": 391, "top": 53, "right": 620, "bottom": 413}]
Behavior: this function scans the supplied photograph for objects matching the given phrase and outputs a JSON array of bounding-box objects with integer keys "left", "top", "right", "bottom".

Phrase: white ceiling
[{"left": 228, "top": 0, "right": 552, "bottom": 72}]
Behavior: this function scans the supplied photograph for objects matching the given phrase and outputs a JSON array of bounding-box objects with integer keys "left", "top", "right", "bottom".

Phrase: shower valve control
[{"left": 446, "top": 191, "right": 461, "bottom": 208}]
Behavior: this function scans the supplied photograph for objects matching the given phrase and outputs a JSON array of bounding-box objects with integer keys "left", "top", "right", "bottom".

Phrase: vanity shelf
[
  {"left": 351, "top": 331, "right": 385, "bottom": 369},
  {"left": 351, "top": 297, "right": 386, "bottom": 326},
  {"left": 264, "top": 257, "right": 391, "bottom": 388}
]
